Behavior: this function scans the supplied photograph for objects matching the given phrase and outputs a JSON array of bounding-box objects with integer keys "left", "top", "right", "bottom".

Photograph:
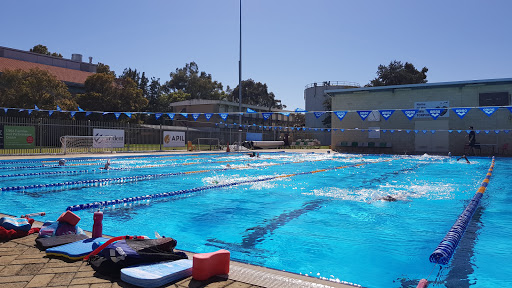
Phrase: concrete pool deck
[{"left": 0, "top": 150, "right": 362, "bottom": 288}]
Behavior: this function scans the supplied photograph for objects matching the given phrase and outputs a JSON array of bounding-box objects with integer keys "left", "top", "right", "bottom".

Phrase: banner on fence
[
  {"left": 0, "top": 126, "right": 3, "bottom": 149},
  {"left": 3, "top": 126, "right": 36, "bottom": 149},
  {"left": 92, "top": 128, "right": 125, "bottom": 148},
  {"left": 163, "top": 131, "right": 185, "bottom": 147}
]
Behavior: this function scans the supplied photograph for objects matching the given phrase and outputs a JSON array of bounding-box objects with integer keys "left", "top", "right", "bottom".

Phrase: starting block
[{"left": 192, "top": 249, "right": 230, "bottom": 281}]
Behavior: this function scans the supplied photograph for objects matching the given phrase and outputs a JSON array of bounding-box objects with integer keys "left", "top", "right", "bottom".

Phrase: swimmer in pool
[
  {"left": 104, "top": 159, "right": 111, "bottom": 169},
  {"left": 58, "top": 159, "right": 66, "bottom": 166},
  {"left": 457, "top": 155, "right": 470, "bottom": 164},
  {"left": 380, "top": 195, "right": 398, "bottom": 202}
]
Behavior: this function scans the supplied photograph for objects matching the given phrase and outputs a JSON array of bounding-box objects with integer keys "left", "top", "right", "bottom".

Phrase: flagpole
[{"left": 238, "top": 0, "right": 242, "bottom": 151}]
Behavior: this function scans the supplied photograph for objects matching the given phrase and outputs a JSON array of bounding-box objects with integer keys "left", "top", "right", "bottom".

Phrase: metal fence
[{"left": 0, "top": 117, "right": 330, "bottom": 155}]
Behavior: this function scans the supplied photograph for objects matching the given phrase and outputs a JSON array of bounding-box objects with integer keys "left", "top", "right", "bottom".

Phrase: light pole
[{"left": 238, "top": 0, "right": 242, "bottom": 151}]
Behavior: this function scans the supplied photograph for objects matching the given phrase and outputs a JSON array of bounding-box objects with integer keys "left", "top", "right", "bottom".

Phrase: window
[{"left": 479, "top": 92, "right": 510, "bottom": 106}]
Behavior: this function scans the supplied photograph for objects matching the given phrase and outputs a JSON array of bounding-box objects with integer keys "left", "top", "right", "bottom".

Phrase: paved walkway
[{"left": 0, "top": 233, "right": 261, "bottom": 288}]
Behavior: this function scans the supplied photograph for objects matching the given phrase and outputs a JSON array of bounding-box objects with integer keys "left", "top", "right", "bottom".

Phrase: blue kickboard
[
  {"left": 46, "top": 237, "right": 109, "bottom": 260},
  {"left": 121, "top": 259, "right": 193, "bottom": 288}
]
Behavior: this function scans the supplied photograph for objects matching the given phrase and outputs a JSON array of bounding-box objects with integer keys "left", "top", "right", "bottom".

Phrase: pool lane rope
[
  {"left": 429, "top": 156, "right": 495, "bottom": 265},
  {"left": 66, "top": 159, "right": 393, "bottom": 211},
  {"left": 0, "top": 156, "right": 336, "bottom": 192},
  {"left": 416, "top": 157, "right": 495, "bottom": 288}
]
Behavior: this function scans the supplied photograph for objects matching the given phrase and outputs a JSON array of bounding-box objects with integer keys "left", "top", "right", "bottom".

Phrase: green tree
[
  {"left": 121, "top": 68, "right": 149, "bottom": 99},
  {"left": 0, "top": 68, "right": 75, "bottom": 110},
  {"left": 77, "top": 73, "right": 148, "bottom": 113},
  {"left": 29, "top": 44, "right": 63, "bottom": 58},
  {"left": 96, "top": 63, "right": 116, "bottom": 76},
  {"left": 164, "top": 62, "right": 225, "bottom": 101},
  {"left": 230, "top": 79, "right": 284, "bottom": 110},
  {"left": 366, "top": 60, "right": 428, "bottom": 87}
]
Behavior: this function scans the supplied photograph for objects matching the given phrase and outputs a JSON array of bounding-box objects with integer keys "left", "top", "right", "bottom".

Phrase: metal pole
[{"left": 238, "top": 0, "right": 242, "bottom": 151}]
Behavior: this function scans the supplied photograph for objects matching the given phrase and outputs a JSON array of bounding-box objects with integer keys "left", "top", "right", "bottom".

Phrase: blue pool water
[{"left": 0, "top": 152, "right": 510, "bottom": 288}]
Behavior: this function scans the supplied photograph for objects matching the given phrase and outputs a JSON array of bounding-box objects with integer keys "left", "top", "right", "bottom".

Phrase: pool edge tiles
[{"left": 0, "top": 212, "right": 362, "bottom": 288}]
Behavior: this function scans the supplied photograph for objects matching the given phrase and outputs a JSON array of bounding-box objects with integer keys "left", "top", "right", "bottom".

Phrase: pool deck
[{"left": 0, "top": 150, "right": 362, "bottom": 288}]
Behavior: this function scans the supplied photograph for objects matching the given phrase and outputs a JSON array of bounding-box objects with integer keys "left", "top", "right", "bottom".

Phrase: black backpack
[{"left": 88, "top": 237, "right": 188, "bottom": 276}]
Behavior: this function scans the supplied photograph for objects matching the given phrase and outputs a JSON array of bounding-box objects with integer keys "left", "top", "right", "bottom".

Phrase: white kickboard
[{"left": 121, "top": 259, "right": 193, "bottom": 287}]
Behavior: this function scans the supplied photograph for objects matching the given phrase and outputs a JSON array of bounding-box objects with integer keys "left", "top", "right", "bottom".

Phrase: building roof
[
  {"left": 0, "top": 57, "right": 94, "bottom": 85},
  {"left": 168, "top": 99, "right": 291, "bottom": 112},
  {"left": 325, "top": 78, "right": 512, "bottom": 95}
]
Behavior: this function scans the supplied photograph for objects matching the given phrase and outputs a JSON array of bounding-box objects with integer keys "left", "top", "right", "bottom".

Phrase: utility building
[{"left": 325, "top": 78, "right": 512, "bottom": 155}]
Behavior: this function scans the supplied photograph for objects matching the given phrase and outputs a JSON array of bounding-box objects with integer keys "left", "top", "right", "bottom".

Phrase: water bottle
[{"left": 92, "top": 211, "right": 103, "bottom": 238}]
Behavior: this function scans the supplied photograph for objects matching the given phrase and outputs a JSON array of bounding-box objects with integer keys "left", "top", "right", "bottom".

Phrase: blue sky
[{"left": 2, "top": 0, "right": 511, "bottom": 109}]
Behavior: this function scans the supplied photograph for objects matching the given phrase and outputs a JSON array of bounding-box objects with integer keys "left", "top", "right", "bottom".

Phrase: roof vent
[{"left": 71, "top": 54, "right": 83, "bottom": 62}]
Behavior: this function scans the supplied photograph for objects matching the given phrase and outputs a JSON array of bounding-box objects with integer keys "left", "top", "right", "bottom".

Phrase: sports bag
[{"left": 88, "top": 237, "right": 188, "bottom": 276}]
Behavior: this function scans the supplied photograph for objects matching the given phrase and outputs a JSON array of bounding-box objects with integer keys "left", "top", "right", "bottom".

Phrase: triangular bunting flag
[
  {"left": 86, "top": 112, "right": 92, "bottom": 117},
  {"left": 34, "top": 105, "right": 39, "bottom": 110},
  {"left": 379, "top": 110, "right": 395, "bottom": 120},
  {"left": 246, "top": 108, "right": 256, "bottom": 113},
  {"left": 357, "top": 110, "right": 372, "bottom": 121},
  {"left": 406, "top": 130, "right": 411, "bottom": 134},
  {"left": 281, "top": 112, "right": 291, "bottom": 117},
  {"left": 220, "top": 113, "right": 229, "bottom": 120},
  {"left": 70, "top": 111, "right": 76, "bottom": 117},
  {"left": 114, "top": 112, "right": 121, "bottom": 119},
  {"left": 334, "top": 111, "right": 347, "bottom": 121},
  {"left": 262, "top": 112, "right": 272, "bottom": 120},
  {"left": 56, "top": 105, "right": 62, "bottom": 111},
  {"left": 205, "top": 113, "right": 213, "bottom": 121},
  {"left": 78, "top": 106, "right": 84, "bottom": 112},
  {"left": 495, "top": 130, "right": 500, "bottom": 134},
  {"left": 507, "top": 107, "right": 512, "bottom": 114},
  {"left": 452, "top": 108, "right": 471, "bottom": 119},
  {"left": 480, "top": 107, "right": 498, "bottom": 116},
  {"left": 431, "top": 130, "right": 436, "bottom": 134},
  {"left": 3, "top": 108, "right": 7, "bottom": 113},
  {"left": 28, "top": 109, "right": 33, "bottom": 115},
  {"left": 426, "top": 108, "right": 443, "bottom": 120},
  {"left": 192, "top": 113, "right": 200, "bottom": 121},
  {"left": 401, "top": 109, "right": 418, "bottom": 120},
  {"left": 167, "top": 113, "right": 175, "bottom": 120},
  {"left": 294, "top": 108, "right": 308, "bottom": 113},
  {"left": 180, "top": 113, "right": 188, "bottom": 118},
  {"left": 155, "top": 113, "right": 162, "bottom": 120},
  {"left": 313, "top": 112, "right": 325, "bottom": 119},
  {"left": 124, "top": 112, "right": 132, "bottom": 118},
  {"left": 48, "top": 110, "right": 54, "bottom": 116},
  {"left": 484, "top": 130, "right": 490, "bottom": 134}
]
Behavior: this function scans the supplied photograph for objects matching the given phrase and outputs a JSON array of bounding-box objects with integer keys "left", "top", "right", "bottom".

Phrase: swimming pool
[{"left": 0, "top": 152, "right": 510, "bottom": 287}]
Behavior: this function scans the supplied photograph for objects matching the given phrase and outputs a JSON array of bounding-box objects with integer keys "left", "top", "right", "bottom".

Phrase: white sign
[
  {"left": 163, "top": 131, "right": 185, "bottom": 147},
  {"left": 92, "top": 129, "right": 125, "bottom": 148},
  {"left": 415, "top": 101, "right": 449, "bottom": 118}
]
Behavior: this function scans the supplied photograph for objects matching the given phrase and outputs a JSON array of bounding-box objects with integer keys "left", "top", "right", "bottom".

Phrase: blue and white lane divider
[
  {"left": 0, "top": 156, "right": 336, "bottom": 192},
  {"left": 429, "top": 157, "right": 495, "bottom": 265},
  {"left": 0, "top": 168, "right": 222, "bottom": 192},
  {"left": 0, "top": 169, "right": 92, "bottom": 179},
  {"left": 66, "top": 159, "right": 393, "bottom": 212}
]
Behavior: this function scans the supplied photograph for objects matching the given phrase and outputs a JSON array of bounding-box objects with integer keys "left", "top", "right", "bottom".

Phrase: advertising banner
[
  {"left": 3, "top": 126, "right": 35, "bottom": 149},
  {"left": 92, "top": 128, "right": 125, "bottom": 148},
  {"left": 0, "top": 125, "right": 3, "bottom": 149},
  {"left": 163, "top": 131, "right": 185, "bottom": 147}
]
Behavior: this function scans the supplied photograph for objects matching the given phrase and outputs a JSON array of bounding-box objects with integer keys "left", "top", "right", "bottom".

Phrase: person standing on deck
[{"left": 467, "top": 126, "right": 477, "bottom": 156}]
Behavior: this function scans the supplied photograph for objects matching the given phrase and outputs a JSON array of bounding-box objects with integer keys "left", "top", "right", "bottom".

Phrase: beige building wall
[{"left": 329, "top": 81, "right": 512, "bottom": 155}]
